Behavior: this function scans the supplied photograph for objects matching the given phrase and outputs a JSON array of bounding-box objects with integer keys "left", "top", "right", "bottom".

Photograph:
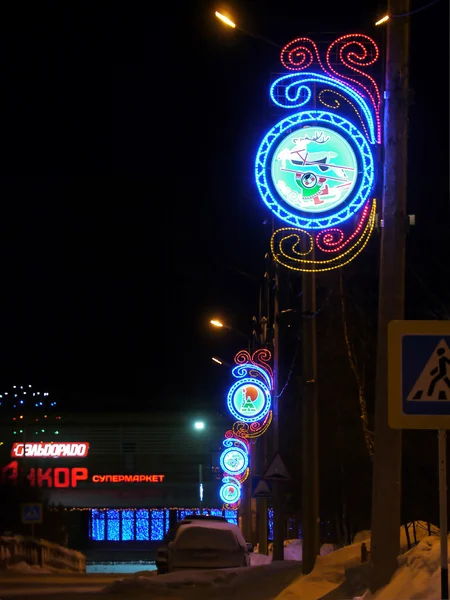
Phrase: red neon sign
[
  {"left": 11, "top": 442, "right": 89, "bottom": 458},
  {"left": 2, "top": 461, "right": 88, "bottom": 488}
]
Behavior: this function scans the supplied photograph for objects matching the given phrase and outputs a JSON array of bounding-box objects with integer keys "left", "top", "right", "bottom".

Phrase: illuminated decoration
[
  {"left": 255, "top": 34, "right": 380, "bottom": 272},
  {"left": 231, "top": 409, "right": 273, "bottom": 439},
  {"left": 271, "top": 199, "right": 377, "bottom": 273},
  {"left": 226, "top": 350, "right": 273, "bottom": 423},
  {"left": 90, "top": 508, "right": 236, "bottom": 542},
  {"left": 217, "top": 349, "right": 274, "bottom": 511},
  {"left": 256, "top": 111, "right": 374, "bottom": 229},
  {"left": 219, "top": 475, "right": 242, "bottom": 505},
  {"left": 219, "top": 440, "right": 249, "bottom": 476},
  {"left": 11, "top": 442, "right": 89, "bottom": 458}
]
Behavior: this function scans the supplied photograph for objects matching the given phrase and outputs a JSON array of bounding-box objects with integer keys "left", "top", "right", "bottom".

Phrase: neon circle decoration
[
  {"left": 227, "top": 378, "right": 271, "bottom": 423},
  {"left": 220, "top": 446, "right": 249, "bottom": 476},
  {"left": 255, "top": 110, "right": 375, "bottom": 230},
  {"left": 219, "top": 479, "right": 241, "bottom": 505},
  {"left": 271, "top": 126, "right": 358, "bottom": 214}
]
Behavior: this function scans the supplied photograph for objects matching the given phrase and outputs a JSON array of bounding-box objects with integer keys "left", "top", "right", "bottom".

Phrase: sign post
[
  {"left": 388, "top": 320, "right": 450, "bottom": 600},
  {"left": 21, "top": 503, "right": 43, "bottom": 538},
  {"left": 439, "top": 430, "right": 448, "bottom": 600}
]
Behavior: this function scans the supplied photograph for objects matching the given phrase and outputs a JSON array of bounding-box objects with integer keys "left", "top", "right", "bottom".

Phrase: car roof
[{"left": 173, "top": 520, "right": 247, "bottom": 547}]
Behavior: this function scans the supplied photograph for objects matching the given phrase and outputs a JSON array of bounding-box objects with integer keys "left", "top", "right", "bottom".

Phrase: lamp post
[
  {"left": 210, "top": 319, "right": 252, "bottom": 352},
  {"left": 193, "top": 421, "right": 206, "bottom": 514}
]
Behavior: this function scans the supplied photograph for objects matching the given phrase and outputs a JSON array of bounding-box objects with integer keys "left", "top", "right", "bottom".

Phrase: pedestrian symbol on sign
[{"left": 407, "top": 340, "right": 450, "bottom": 401}]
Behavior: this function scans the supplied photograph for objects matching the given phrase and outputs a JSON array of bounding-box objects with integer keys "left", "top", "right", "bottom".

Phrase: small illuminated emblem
[
  {"left": 220, "top": 447, "right": 248, "bottom": 476},
  {"left": 227, "top": 378, "right": 271, "bottom": 423},
  {"left": 219, "top": 481, "right": 241, "bottom": 504},
  {"left": 271, "top": 127, "right": 358, "bottom": 214}
]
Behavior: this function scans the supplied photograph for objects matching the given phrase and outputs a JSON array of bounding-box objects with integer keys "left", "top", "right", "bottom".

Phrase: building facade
[{"left": 0, "top": 411, "right": 238, "bottom": 555}]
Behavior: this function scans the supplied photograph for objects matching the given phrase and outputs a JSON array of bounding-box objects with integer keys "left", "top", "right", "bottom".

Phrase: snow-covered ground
[{"left": 0, "top": 523, "right": 447, "bottom": 599}]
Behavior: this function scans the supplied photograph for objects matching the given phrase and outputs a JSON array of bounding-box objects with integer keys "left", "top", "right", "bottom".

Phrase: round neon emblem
[
  {"left": 255, "top": 110, "right": 375, "bottom": 229},
  {"left": 271, "top": 126, "right": 358, "bottom": 214},
  {"left": 219, "top": 481, "right": 241, "bottom": 504},
  {"left": 220, "top": 447, "right": 248, "bottom": 476},
  {"left": 227, "top": 378, "right": 271, "bottom": 423}
]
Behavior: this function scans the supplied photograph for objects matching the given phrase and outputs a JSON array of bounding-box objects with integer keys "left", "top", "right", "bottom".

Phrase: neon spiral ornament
[
  {"left": 325, "top": 34, "right": 381, "bottom": 143},
  {"left": 232, "top": 411, "right": 273, "bottom": 440},
  {"left": 270, "top": 199, "right": 376, "bottom": 273}
]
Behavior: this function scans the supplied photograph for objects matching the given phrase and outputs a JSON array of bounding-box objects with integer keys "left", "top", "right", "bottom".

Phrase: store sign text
[
  {"left": 1, "top": 461, "right": 165, "bottom": 488},
  {"left": 92, "top": 474, "right": 165, "bottom": 483},
  {"left": 11, "top": 442, "right": 89, "bottom": 458}
]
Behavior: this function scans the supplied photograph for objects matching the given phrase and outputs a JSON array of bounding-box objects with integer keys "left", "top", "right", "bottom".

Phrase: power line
[{"left": 393, "top": 0, "right": 443, "bottom": 16}]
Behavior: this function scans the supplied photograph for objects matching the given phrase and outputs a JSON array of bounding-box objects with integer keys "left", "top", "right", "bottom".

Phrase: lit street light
[
  {"left": 215, "top": 11, "right": 236, "bottom": 28},
  {"left": 194, "top": 421, "right": 205, "bottom": 430},
  {"left": 375, "top": 14, "right": 390, "bottom": 25},
  {"left": 210, "top": 319, "right": 224, "bottom": 328},
  {"left": 214, "top": 9, "right": 280, "bottom": 48}
]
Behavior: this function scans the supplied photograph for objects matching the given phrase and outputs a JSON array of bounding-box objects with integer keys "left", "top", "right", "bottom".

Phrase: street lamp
[
  {"left": 209, "top": 318, "right": 252, "bottom": 350},
  {"left": 214, "top": 9, "right": 280, "bottom": 48},
  {"left": 193, "top": 421, "right": 206, "bottom": 513}
]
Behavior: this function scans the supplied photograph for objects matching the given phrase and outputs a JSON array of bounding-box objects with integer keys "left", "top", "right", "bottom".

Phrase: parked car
[
  {"left": 167, "top": 520, "right": 251, "bottom": 572},
  {"left": 155, "top": 515, "right": 227, "bottom": 575}
]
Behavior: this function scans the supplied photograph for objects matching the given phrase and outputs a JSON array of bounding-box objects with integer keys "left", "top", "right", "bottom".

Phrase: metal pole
[
  {"left": 272, "top": 265, "right": 285, "bottom": 561},
  {"left": 199, "top": 463, "right": 203, "bottom": 514},
  {"left": 301, "top": 261, "right": 319, "bottom": 574},
  {"left": 370, "top": 0, "right": 410, "bottom": 590},
  {"left": 438, "top": 430, "right": 448, "bottom": 600}
]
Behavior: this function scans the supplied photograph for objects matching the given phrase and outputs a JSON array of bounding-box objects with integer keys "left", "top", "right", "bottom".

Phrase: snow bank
[
  {"left": 103, "top": 568, "right": 239, "bottom": 596},
  {"left": 6, "top": 561, "right": 54, "bottom": 575},
  {"left": 363, "top": 535, "right": 449, "bottom": 600}
]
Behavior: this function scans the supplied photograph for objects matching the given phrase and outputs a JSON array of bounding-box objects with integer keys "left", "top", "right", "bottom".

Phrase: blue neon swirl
[
  {"left": 270, "top": 72, "right": 376, "bottom": 144},
  {"left": 223, "top": 437, "right": 248, "bottom": 453},
  {"left": 255, "top": 110, "right": 375, "bottom": 230},
  {"left": 232, "top": 363, "right": 272, "bottom": 389},
  {"left": 227, "top": 377, "right": 272, "bottom": 423}
]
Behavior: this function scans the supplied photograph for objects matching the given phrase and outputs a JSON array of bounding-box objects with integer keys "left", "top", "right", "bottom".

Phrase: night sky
[{"left": 0, "top": 0, "right": 448, "bottom": 411}]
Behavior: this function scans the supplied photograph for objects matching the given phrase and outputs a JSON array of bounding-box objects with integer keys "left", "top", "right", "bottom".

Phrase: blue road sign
[
  {"left": 21, "top": 503, "right": 43, "bottom": 524},
  {"left": 388, "top": 321, "right": 450, "bottom": 429}
]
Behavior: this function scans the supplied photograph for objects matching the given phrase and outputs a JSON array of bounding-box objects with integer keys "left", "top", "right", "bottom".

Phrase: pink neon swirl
[
  {"left": 325, "top": 34, "right": 381, "bottom": 142},
  {"left": 251, "top": 348, "right": 273, "bottom": 380},
  {"left": 280, "top": 37, "right": 325, "bottom": 71},
  {"left": 235, "top": 350, "right": 251, "bottom": 365},
  {"left": 315, "top": 202, "right": 371, "bottom": 253}
]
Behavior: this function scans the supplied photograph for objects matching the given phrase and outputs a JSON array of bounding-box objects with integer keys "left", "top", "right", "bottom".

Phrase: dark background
[{"left": 0, "top": 0, "right": 448, "bottom": 413}]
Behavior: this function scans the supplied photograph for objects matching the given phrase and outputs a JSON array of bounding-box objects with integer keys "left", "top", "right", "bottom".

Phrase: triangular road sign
[
  {"left": 407, "top": 339, "right": 450, "bottom": 401},
  {"left": 252, "top": 478, "right": 272, "bottom": 498},
  {"left": 264, "top": 453, "right": 291, "bottom": 481}
]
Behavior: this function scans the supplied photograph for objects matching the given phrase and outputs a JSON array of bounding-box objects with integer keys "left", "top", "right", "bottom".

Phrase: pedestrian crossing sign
[
  {"left": 21, "top": 503, "right": 43, "bottom": 524},
  {"left": 388, "top": 321, "right": 450, "bottom": 429}
]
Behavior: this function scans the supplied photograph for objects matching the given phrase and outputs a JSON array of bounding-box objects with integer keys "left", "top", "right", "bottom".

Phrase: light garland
[
  {"left": 270, "top": 198, "right": 377, "bottom": 272},
  {"left": 279, "top": 35, "right": 381, "bottom": 142}
]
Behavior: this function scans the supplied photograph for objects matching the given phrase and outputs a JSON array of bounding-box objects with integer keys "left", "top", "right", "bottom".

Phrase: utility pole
[
  {"left": 271, "top": 263, "right": 285, "bottom": 561},
  {"left": 301, "top": 250, "right": 319, "bottom": 574},
  {"left": 370, "top": 0, "right": 410, "bottom": 591}
]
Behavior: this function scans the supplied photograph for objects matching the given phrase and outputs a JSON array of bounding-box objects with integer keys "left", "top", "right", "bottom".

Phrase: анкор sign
[{"left": 388, "top": 320, "right": 450, "bottom": 429}]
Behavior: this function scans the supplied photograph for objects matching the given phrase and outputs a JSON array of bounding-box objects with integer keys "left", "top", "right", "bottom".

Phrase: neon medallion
[
  {"left": 219, "top": 476, "right": 241, "bottom": 505},
  {"left": 271, "top": 126, "right": 358, "bottom": 214},
  {"left": 227, "top": 378, "right": 271, "bottom": 423},
  {"left": 220, "top": 446, "right": 248, "bottom": 476}
]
